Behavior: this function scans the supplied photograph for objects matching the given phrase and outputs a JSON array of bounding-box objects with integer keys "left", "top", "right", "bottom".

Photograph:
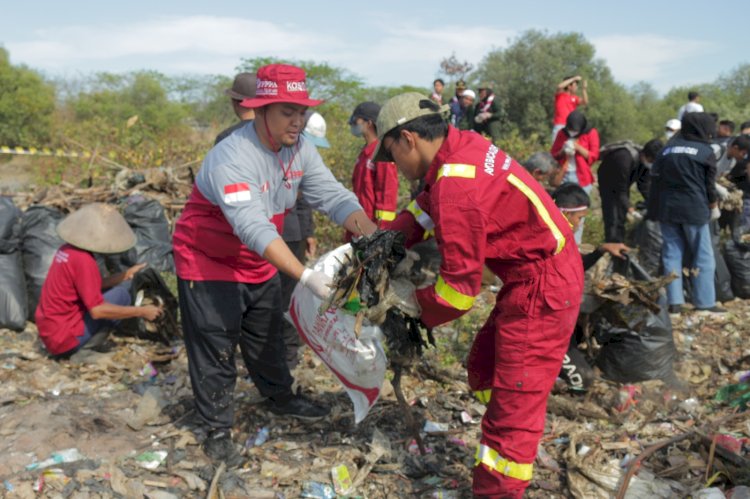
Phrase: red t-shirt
[
  {"left": 553, "top": 91, "right": 581, "bottom": 125},
  {"left": 35, "top": 244, "right": 105, "bottom": 355}
]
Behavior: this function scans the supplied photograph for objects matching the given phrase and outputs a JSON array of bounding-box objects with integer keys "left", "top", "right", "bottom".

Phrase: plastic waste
[
  {"left": 252, "top": 427, "right": 270, "bottom": 447},
  {"left": 423, "top": 421, "right": 449, "bottom": 433},
  {"left": 331, "top": 464, "right": 352, "bottom": 495},
  {"left": 26, "top": 448, "right": 86, "bottom": 470},
  {"left": 300, "top": 481, "right": 336, "bottom": 499},
  {"left": 715, "top": 382, "right": 750, "bottom": 410},
  {"left": 134, "top": 450, "right": 168, "bottom": 469}
]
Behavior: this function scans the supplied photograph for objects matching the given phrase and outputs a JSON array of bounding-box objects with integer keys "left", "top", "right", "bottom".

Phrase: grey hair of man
[{"left": 523, "top": 152, "right": 557, "bottom": 176}]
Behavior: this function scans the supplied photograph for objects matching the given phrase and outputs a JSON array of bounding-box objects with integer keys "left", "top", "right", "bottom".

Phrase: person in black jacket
[
  {"left": 598, "top": 139, "right": 663, "bottom": 243},
  {"left": 647, "top": 112, "right": 724, "bottom": 314}
]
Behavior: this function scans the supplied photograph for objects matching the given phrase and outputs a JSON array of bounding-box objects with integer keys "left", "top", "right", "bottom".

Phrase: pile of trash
[{"left": 1, "top": 169, "right": 749, "bottom": 497}]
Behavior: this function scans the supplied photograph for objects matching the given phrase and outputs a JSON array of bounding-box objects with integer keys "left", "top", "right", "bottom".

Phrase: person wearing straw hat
[
  {"left": 172, "top": 63, "right": 377, "bottom": 467},
  {"left": 214, "top": 72, "right": 258, "bottom": 145},
  {"left": 372, "top": 92, "right": 583, "bottom": 498},
  {"left": 35, "top": 203, "right": 162, "bottom": 357}
]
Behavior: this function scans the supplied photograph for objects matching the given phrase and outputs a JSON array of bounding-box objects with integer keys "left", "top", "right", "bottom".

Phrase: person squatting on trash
[
  {"left": 373, "top": 93, "right": 584, "bottom": 499},
  {"left": 347, "top": 101, "right": 400, "bottom": 240},
  {"left": 172, "top": 64, "right": 377, "bottom": 467},
  {"left": 35, "top": 203, "right": 163, "bottom": 357}
]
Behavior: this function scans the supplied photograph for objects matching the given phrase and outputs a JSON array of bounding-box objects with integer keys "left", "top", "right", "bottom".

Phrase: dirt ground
[{"left": 0, "top": 286, "right": 749, "bottom": 498}]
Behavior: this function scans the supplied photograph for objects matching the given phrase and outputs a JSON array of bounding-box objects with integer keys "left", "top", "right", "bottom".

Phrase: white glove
[
  {"left": 715, "top": 183, "right": 729, "bottom": 201},
  {"left": 300, "top": 268, "right": 333, "bottom": 300},
  {"left": 474, "top": 112, "right": 491, "bottom": 124},
  {"left": 710, "top": 206, "right": 721, "bottom": 221}
]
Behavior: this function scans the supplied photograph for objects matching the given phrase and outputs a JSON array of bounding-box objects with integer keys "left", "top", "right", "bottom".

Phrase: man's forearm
[
  {"left": 263, "top": 238, "right": 306, "bottom": 280},
  {"left": 342, "top": 210, "right": 378, "bottom": 238}
]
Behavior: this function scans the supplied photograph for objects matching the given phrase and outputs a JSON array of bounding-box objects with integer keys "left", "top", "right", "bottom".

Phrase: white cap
[
  {"left": 665, "top": 118, "right": 681, "bottom": 131},
  {"left": 461, "top": 89, "right": 476, "bottom": 100},
  {"left": 303, "top": 112, "right": 330, "bottom": 148}
]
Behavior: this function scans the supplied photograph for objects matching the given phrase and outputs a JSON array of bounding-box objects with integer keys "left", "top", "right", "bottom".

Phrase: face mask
[
  {"left": 350, "top": 123, "right": 363, "bottom": 137},
  {"left": 665, "top": 130, "right": 675, "bottom": 140},
  {"left": 642, "top": 161, "right": 653, "bottom": 168},
  {"left": 567, "top": 130, "right": 579, "bottom": 138}
]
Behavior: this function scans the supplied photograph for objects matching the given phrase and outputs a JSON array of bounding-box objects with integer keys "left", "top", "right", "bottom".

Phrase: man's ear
[{"left": 401, "top": 130, "right": 416, "bottom": 150}]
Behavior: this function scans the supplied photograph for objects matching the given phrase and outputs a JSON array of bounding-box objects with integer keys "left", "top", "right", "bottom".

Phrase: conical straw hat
[{"left": 57, "top": 203, "right": 136, "bottom": 254}]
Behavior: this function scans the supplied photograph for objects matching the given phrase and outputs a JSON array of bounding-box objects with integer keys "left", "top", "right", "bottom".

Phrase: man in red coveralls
[
  {"left": 347, "top": 101, "right": 400, "bottom": 240},
  {"left": 373, "top": 93, "right": 584, "bottom": 498}
]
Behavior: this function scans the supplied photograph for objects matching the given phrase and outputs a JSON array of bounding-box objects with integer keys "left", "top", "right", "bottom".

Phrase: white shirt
[{"left": 677, "top": 101, "right": 704, "bottom": 120}]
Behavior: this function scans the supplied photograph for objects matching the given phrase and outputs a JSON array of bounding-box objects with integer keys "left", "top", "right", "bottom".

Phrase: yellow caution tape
[{"left": 0, "top": 145, "right": 96, "bottom": 159}]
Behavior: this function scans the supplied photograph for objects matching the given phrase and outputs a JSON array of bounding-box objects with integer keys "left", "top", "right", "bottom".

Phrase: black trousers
[
  {"left": 178, "top": 275, "right": 294, "bottom": 430},
  {"left": 600, "top": 188, "right": 629, "bottom": 243},
  {"left": 279, "top": 239, "right": 307, "bottom": 368}
]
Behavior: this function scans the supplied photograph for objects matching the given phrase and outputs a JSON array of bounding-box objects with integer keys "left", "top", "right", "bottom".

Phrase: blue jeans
[
  {"left": 660, "top": 222, "right": 716, "bottom": 308},
  {"left": 78, "top": 283, "right": 132, "bottom": 348},
  {"left": 561, "top": 172, "right": 592, "bottom": 244}
]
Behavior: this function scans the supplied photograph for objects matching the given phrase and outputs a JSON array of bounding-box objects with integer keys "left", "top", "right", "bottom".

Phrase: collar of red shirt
[{"left": 362, "top": 138, "right": 379, "bottom": 158}]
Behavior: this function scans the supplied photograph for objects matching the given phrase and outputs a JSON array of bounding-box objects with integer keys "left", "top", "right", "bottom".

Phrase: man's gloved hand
[
  {"left": 300, "top": 268, "right": 333, "bottom": 300},
  {"left": 474, "top": 112, "right": 491, "bottom": 124},
  {"left": 715, "top": 183, "right": 730, "bottom": 201},
  {"left": 710, "top": 206, "right": 721, "bottom": 221}
]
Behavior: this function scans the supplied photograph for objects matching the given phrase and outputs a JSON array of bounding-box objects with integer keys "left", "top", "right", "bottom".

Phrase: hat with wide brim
[
  {"left": 57, "top": 203, "right": 136, "bottom": 254},
  {"left": 239, "top": 64, "right": 324, "bottom": 109},
  {"left": 225, "top": 72, "right": 257, "bottom": 101}
]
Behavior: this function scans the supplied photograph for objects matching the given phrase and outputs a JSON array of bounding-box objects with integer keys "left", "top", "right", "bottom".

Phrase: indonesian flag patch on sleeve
[{"left": 223, "top": 182, "right": 251, "bottom": 204}]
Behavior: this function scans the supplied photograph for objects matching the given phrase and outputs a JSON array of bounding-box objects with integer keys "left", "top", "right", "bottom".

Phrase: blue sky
[{"left": 2, "top": 1, "right": 747, "bottom": 94}]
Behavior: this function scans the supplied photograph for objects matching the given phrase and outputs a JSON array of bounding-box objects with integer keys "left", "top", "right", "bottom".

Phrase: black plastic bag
[
  {"left": 712, "top": 220, "right": 734, "bottom": 302},
  {"left": 593, "top": 258, "right": 676, "bottom": 383},
  {"left": 20, "top": 206, "right": 65, "bottom": 319},
  {"left": 110, "top": 197, "right": 173, "bottom": 273},
  {"left": 723, "top": 238, "right": 750, "bottom": 298},
  {"left": 632, "top": 219, "right": 662, "bottom": 277},
  {"left": 0, "top": 252, "right": 27, "bottom": 330},
  {"left": 0, "top": 196, "right": 21, "bottom": 240},
  {"left": 0, "top": 197, "right": 27, "bottom": 330},
  {"left": 119, "top": 268, "right": 180, "bottom": 344}
]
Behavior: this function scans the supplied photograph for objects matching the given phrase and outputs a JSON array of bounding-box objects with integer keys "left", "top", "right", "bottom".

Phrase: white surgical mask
[{"left": 665, "top": 130, "right": 676, "bottom": 140}]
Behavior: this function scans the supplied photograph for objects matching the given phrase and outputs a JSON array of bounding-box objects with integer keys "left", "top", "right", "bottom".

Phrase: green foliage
[
  {"left": 57, "top": 71, "right": 204, "bottom": 168},
  {"left": 0, "top": 47, "right": 56, "bottom": 147},
  {"left": 473, "top": 30, "right": 658, "bottom": 145}
]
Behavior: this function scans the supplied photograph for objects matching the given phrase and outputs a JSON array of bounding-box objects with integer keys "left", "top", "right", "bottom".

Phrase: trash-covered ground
[{"left": 1, "top": 280, "right": 748, "bottom": 498}]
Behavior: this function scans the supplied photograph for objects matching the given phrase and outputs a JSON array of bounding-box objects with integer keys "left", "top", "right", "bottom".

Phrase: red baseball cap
[{"left": 240, "top": 64, "right": 324, "bottom": 109}]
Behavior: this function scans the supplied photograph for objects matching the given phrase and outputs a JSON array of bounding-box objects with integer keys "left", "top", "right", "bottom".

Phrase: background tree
[
  {"left": 473, "top": 30, "right": 656, "bottom": 145},
  {"left": 0, "top": 48, "right": 56, "bottom": 148}
]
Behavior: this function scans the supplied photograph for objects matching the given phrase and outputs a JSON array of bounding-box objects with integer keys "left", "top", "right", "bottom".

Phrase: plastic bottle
[{"left": 253, "top": 427, "right": 270, "bottom": 447}]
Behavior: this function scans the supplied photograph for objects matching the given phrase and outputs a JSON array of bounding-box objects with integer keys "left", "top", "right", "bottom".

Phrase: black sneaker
[
  {"left": 202, "top": 430, "right": 244, "bottom": 468},
  {"left": 695, "top": 305, "right": 727, "bottom": 315},
  {"left": 668, "top": 304, "right": 685, "bottom": 315},
  {"left": 268, "top": 393, "right": 330, "bottom": 421}
]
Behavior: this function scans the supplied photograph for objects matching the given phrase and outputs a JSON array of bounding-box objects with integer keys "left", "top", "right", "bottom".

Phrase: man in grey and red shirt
[{"left": 172, "top": 64, "right": 377, "bottom": 466}]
